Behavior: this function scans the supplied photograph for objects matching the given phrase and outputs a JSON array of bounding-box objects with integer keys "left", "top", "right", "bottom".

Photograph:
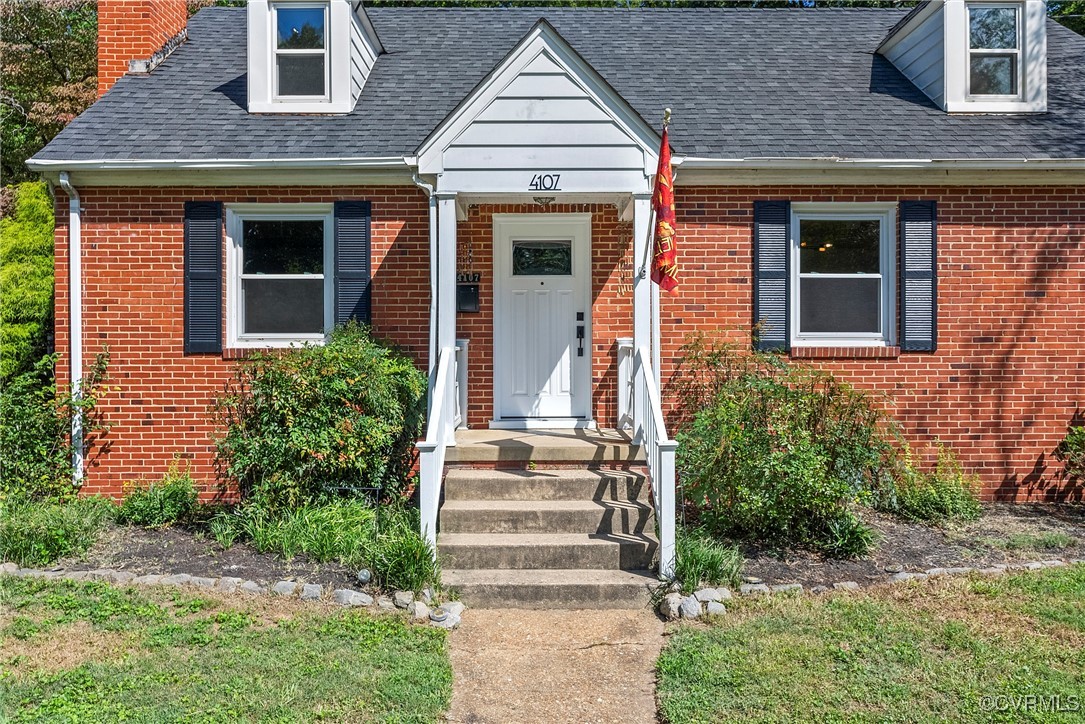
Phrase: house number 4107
[{"left": 528, "top": 173, "right": 561, "bottom": 191}]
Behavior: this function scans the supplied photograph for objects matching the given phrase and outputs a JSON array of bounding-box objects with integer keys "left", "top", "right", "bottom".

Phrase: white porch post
[
  {"left": 631, "top": 191, "right": 652, "bottom": 443},
  {"left": 436, "top": 191, "right": 458, "bottom": 447}
]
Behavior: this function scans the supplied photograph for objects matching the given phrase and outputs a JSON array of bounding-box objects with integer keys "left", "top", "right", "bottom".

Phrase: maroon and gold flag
[{"left": 650, "top": 123, "right": 679, "bottom": 294}]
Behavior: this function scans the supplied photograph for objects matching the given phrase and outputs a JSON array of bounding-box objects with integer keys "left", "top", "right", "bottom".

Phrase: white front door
[{"left": 493, "top": 214, "right": 591, "bottom": 425}]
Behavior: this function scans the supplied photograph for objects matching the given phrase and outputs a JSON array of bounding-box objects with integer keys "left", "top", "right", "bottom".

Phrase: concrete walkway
[{"left": 445, "top": 608, "right": 664, "bottom": 723}]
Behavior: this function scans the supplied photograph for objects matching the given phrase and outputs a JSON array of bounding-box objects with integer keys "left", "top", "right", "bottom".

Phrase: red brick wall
[
  {"left": 97, "top": 0, "right": 188, "bottom": 97},
  {"left": 54, "top": 184, "right": 1084, "bottom": 501}
]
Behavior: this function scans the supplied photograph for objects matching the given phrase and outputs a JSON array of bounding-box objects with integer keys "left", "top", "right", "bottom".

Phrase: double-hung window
[
  {"left": 791, "top": 204, "right": 895, "bottom": 347},
  {"left": 967, "top": 4, "right": 1021, "bottom": 97},
  {"left": 226, "top": 205, "right": 334, "bottom": 347},
  {"left": 273, "top": 3, "right": 329, "bottom": 99}
]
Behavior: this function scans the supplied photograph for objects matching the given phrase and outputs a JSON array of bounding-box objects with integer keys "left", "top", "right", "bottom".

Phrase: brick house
[{"left": 29, "top": 1, "right": 1084, "bottom": 600}]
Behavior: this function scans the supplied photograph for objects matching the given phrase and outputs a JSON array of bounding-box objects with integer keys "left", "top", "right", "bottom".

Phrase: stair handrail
[
  {"left": 418, "top": 345, "right": 457, "bottom": 552},
  {"left": 634, "top": 345, "right": 677, "bottom": 580}
]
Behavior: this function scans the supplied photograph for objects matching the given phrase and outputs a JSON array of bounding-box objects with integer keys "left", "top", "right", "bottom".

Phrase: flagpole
[{"left": 639, "top": 108, "right": 671, "bottom": 280}]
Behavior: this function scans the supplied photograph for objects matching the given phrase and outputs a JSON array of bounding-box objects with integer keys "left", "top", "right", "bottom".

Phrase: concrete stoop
[{"left": 438, "top": 431, "right": 658, "bottom": 609}]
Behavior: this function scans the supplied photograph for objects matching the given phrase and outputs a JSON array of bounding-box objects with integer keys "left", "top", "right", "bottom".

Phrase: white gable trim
[{"left": 416, "top": 19, "right": 660, "bottom": 189}]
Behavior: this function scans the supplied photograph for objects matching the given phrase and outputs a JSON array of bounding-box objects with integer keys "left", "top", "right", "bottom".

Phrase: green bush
[
  {"left": 0, "top": 496, "right": 112, "bottom": 566},
  {"left": 212, "top": 323, "right": 426, "bottom": 512},
  {"left": 1, "top": 181, "right": 55, "bottom": 381},
  {"left": 116, "top": 463, "right": 199, "bottom": 527},
  {"left": 209, "top": 500, "right": 439, "bottom": 591},
  {"left": 674, "top": 527, "right": 743, "bottom": 593},
  {"left": 0, "top": 352, "right": 109, "bottom": 502},
  {"left": 675, "top": 334, "right": 891, "bottom": 557},
  {"left": 883, "top": 443, "right": 982, "bottom": 524},
  {"left": 1056, "top": 421, "right": 1085, "bottom": 479}
]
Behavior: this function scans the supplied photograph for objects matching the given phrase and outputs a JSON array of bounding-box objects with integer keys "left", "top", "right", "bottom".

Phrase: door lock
[{"left": 576, "top": 325, "right": 585, "bottom": 357}]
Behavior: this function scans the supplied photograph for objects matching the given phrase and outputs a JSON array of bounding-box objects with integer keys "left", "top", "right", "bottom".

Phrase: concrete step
[
  {"left": 447, "top": 429, "right": 642, "bottom": 464},
  {"left": 442, "top": 468, "right": 649, "bottom": 502},
  {"left": 438, "top": 533, "right": 657, "bottom": 570},
  {"left": 439, "top": 499, "right": 655, "bottom": 535},
  {"left": 442, "top": 568, "right": 657, "bottom": 609}
]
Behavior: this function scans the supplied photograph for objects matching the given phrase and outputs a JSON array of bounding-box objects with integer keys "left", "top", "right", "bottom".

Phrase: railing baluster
[
  {"left": 417, "top": 347, "right": 456, "bottom": 555},
  {"left": 633, "top": 346, "right": 677, "bottom": 580}
]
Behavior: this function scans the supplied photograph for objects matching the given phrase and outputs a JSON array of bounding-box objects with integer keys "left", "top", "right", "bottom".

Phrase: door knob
[{"left": 576, "top": 325, "right": 585, "bottom": 357}]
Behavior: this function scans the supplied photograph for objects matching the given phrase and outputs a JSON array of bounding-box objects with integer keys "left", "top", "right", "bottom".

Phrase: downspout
[
  {"left": 411, "top": 172, "right": 438, "bottom": 379},
  {"left": 58, "top": 172, "right": 84, "bottom": 486}
]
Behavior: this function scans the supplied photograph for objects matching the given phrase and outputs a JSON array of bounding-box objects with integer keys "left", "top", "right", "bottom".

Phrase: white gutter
[
  {"left": 57, "top": 172, "right": 84, "bottom": 487},
  {"left": 411, "top": 171, "right": 439, "bottom": 380},
  {"left": 675, "top": 156, "right": 1085, "bottom": 171},
  {"left": 27, "top": 156, "right": 409, "bottom": 172}
]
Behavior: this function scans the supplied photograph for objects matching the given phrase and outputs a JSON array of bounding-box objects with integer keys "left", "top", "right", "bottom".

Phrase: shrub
[
  {"left": 1, "top": 181, "right": 54, "bottom": 381},
  {"left": 116, "top": 463, "right": 199, "bottom": 527},
  {"left": 675, "top": 333, "right": 891, "bottom": 556},
  {"left": 1056, "top": 421, "right": 1085, "bottom": 480},
  {"left": 674, "top": 527, "right": 743, "bottom": 593},
  {"left": 884, "top": 443, "right": 982, "bottom": 524},
  {"left": 0, "top": 351, "right": 109, "bottom": 502},
  {"left": 0, "top": 496, "right": 112, "bottom": 566},
  {"left": 212, "top": 323, "right": 426, "bottom": 512}
]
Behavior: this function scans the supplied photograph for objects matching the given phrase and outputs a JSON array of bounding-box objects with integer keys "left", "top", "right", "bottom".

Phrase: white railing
[
  {"left": 616, "top": 338, "right": 634, "bottom": 430},
  {"left": 418, "top": 346, "right": 457, "bottom": 552},
  {"left": 634, "top": 345, "right": 677, "bottom": 580}
]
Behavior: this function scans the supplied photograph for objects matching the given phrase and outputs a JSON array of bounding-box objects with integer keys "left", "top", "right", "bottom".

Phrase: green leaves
[{"left": 1, "top": 182, "right": 54, "bottom": 381}]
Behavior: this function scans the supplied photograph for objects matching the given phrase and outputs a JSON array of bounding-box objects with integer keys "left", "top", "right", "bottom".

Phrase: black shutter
[
  {"left": 899, "top": 201, "right": 937, "bottom": 352},
  {"left": 334, "top": 201, "right": 372, "bottom": 325},
  {"left": 183, "top": 201, "right": 223, "bottom": 354},
  {"left": 753, "top": 201, "right": 791, "bottom": 351}
]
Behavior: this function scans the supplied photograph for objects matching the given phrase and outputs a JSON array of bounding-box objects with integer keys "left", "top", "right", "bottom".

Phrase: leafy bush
[
  {"left": 212, "top": 323, "right": 426, "bottom": 512},
  {"left": 116, "top": 463, "right": 199, "bottom": 527},
  {"left": 1, "top": 181, "right": 54, "bottom": 380},
  {"left": 674, "top": 527, "right": 743, "bottom": 593},
  {"left": 209, "top": 500, "right": 439, "bottom": 592},
  {"left": 0, "top": 496, "right": 112, "bottom": 566},
  {"left": 1056, "top": 421, "right": 1085, "bottom": 480},
  {"left": 883, "top": 443, "right": 982, "bottom": 524},
  {"left": 675, "top": 333, "right": 892, "bottom": 556},
  {"left": 0, "top": 352, "right": 109, "bottom": 502}
]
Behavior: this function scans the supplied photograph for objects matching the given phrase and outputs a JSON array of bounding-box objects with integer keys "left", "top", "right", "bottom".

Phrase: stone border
[
  {"left": 659, "top": 557, "right": 1084, "bottom": 621},
  {"left": 0, "top": 562, "right": 463, "bottom": 630}
]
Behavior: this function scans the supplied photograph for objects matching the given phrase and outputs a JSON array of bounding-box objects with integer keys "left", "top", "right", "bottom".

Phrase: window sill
[{"left": 790, "top": 346, "right": 901, "bottom": 360}]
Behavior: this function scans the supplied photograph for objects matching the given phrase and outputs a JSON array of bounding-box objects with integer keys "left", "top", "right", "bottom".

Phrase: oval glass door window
[{"left": 512, "top": 239, "right": 572, "bottom": 276}]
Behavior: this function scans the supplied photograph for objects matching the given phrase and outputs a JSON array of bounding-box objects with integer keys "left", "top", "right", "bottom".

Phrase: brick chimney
[{"left": 97, "top": 0, "right": 189, "bottom": 97}]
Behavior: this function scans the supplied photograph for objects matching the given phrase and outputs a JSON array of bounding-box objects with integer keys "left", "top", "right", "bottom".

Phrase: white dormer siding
[
  {"left": 879, "top": 0, "right": 1046, "bottom": 114},
  {"left": 248, "top": 0, "right": 382, "bottom": 114}
]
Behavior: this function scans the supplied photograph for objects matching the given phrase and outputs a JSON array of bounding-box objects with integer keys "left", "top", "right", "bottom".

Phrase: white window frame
[
  {"left": 790, "top": 203, "right": 896, "bottom": 348},
  {"left": 966, "top": 2, "right": 1023, "bottom": 101},
  {"left": 271, "top": 1, "right": 331, "bottom": 102},
  {"left": 225, "top": 204, "right": 334, "bottom": 348}
]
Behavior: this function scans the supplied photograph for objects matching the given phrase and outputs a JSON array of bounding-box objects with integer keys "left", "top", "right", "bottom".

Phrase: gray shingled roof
[{"left": 31, "top": 7, "right": 1085, "bottom": 164}]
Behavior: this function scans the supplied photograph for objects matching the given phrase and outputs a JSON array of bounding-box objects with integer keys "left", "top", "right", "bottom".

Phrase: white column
[
  {"left": 631, "top": 191, "right": 652, "bottom": 443},
  {"left": 436, "top": 191, "right": 458, "bottom": 447}
]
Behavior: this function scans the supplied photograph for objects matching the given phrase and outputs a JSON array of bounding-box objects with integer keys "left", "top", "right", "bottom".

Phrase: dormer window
[
  {"left": 968, "top": 5, "right": 1020, "bottom": 97},
  {"left": 274, "top": 4, "right": 328, "bottom": 98}
]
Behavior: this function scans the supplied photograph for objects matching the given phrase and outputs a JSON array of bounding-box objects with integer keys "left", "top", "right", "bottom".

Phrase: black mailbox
[{"left": 457, "top": 283, "right": 480, "bottom": 313}]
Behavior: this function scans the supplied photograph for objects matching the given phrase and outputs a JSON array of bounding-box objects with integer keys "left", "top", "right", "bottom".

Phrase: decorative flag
[{"left": 650, "top": 115, "right": 678, "bottom": 294}]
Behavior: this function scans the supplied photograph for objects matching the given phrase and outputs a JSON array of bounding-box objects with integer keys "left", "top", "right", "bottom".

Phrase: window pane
[
  {"left": 277, "top": 8, "right": 325, "bottom": 49},
  {"left": 512, "top": 240, "right": 572, "bottom": 276},
  {"left": 277, "top": 55, "right": 325, "bottom": 97},
  {"left": 970, "top": 55, "right": 1017, "bottom": 95},
  {"left": 969, "top": 7, "right": 1017, "bottom": 49},
  {"left": 800, "top": 278, "right": 881, "bottom": 335},
  {"left": 243, "top": 219, "right": 323, "bottom": 275},
  {"left": 799, "top": 219, "right": 880, "bottom": 274},
  {"left": 243, "top": 278, "right": 324, "bottom": 335}
]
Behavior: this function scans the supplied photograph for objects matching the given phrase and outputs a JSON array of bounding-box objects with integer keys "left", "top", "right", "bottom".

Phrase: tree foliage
[{"left": 0, "top": 181, "right": 54, "bottom": 381}]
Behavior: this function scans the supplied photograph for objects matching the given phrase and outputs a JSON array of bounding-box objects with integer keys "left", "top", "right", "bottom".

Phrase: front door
[{"left": 493, "top": 214, "right": 591, "bottom": 424}]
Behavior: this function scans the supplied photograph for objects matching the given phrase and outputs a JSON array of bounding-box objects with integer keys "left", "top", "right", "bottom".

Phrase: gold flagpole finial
[{"left": 662, "top": 108, "right": 672, "bottom": 128}]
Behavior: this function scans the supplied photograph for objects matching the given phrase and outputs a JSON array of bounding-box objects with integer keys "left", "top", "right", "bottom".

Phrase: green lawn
[
  {"left": 657, "top": 566, "right": 1085, "bottom": 723},
  {"left": 0, "top": 577, "right": 452, "bottom": 723}
]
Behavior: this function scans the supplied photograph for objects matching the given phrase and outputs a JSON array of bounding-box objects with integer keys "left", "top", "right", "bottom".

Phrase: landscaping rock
[
  {"left": 771, "top": 583, "right": 803, "bottom": 595},
  {"left": 1041, "top": 560, "right": 1067, "bottom": 568},
  {"left": 884, "top": 564, "right": 904, "bottom": 574},
  {"left": 87, "top": 568, "right": 114, "bottom": 581},
  {"left": 716, "top": 587, "right": 733, "bottom": 600},
  {"left": 66, "top": 571, "right": 90, "bottom": 581},
  {"left": 332, "top": 589, "right": 373, "bottom": 607},
  {"left": 393, "top": 591, "right": 414, "bottom": 609},
  {"left": 240, "top": 580, "right": 263, "bottom": 594},
  {"left": 134, "top": 574, "right": 164, "bottom": 586},
  {"left": 833, "top": 581, "right": 860, "bottom": 591},
  {"left": 191, "top": 576, "right": 218, "bottom": 588},
  {"left": 810, "top": 585, "right": 830, "bottom": 594},
  {"left": 890, "top": 572, "right": 928, "bottom": 583},
  {"left": 300, "top": 583, "right": 323, "bottom": 601},
  {"left": 0, "top": 562, "right": 17, "bottom": 575},
  {"left": 272, "top": 581, "right": 297, "bottom": 597},
  {"left": 739, "top": 583, "right": 770, "bottom": 595},
  {"left": 978, "top": 567, "right": 1007, "bottom": 576},
  {"left": 429, "top": 611, "right": 461, "bottom": 630},
  {"left": 408, "top": 601, "right": 431, "bottom": 621},
  {"left": 215, "top": 576, "right": 243, "bottom": 593},
  {"left": 108, "top": 571, "right": 136, "bottom": 585},
  {"left": 658, "top": 592, "right": 684, "bottom": 620},
  {"left": 356, "top": 569, "right": 372, "bottom": 585},
  {"left": 1023, "top": 561, "right": 1045, "bottom": 570},
  {"left": 945, "top": 567, "right": 973, "bottom": 575},
  {"left": 678, "top": 596, "right": 702, "bottom": 620},
  {"left": 161, "top": 573, "right": 192, "bottom": 587},
  {"left": 693, "top": 588, "right": 722, "bottom": 603},
  {"left": 742, "top": 576, "right": 764, "bottom": 584},
  {"left": 439, "top": 601, "right": 466, "bottom": 618},
  {"left": 705, "top": 601, "right": 727, "bottom": 616},
  {"left": 421, "top": 587, "right": 435, "bottom": 604},
  {"left": 925, "top": 567, "right": 948, "bottom": 577},
  {"left": 377, "top": 596, "right": 397, "bottom": 611}
]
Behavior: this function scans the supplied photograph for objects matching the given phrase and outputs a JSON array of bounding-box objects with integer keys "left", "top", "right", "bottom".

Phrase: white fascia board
[
  {"left": 877, "top": 0, "right": 945, "bottom": 55},
  {"left": 676, "top": 156, "right": 1085, "bottom": 170},
  {"left": 26, "top": 156, "right": 409, "bottom": 172}
]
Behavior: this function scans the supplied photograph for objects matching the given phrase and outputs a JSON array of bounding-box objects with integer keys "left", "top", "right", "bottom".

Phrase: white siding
[
  {"left": 350, "top": 11, "right": 379, "bottom": 105},
  {"left": 883, "top": 6, "right": 945, "bottom": 108}
]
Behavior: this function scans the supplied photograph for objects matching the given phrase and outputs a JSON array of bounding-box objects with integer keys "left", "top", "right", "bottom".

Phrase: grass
[
  {"left": 0, "top": 497, "right": 113, "bottom": 567},
  {"left": 0, "top": 576, "right": 452, "bottom": 722},
  {"left": 981, "top": 531, "right": 1075, "bottom": 553},
  {"left": 657, "top": 566, "right": 1085, "bottom": 723},
  {"left": 674, "top": 527, "right": 744, "bottom": 593}
]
